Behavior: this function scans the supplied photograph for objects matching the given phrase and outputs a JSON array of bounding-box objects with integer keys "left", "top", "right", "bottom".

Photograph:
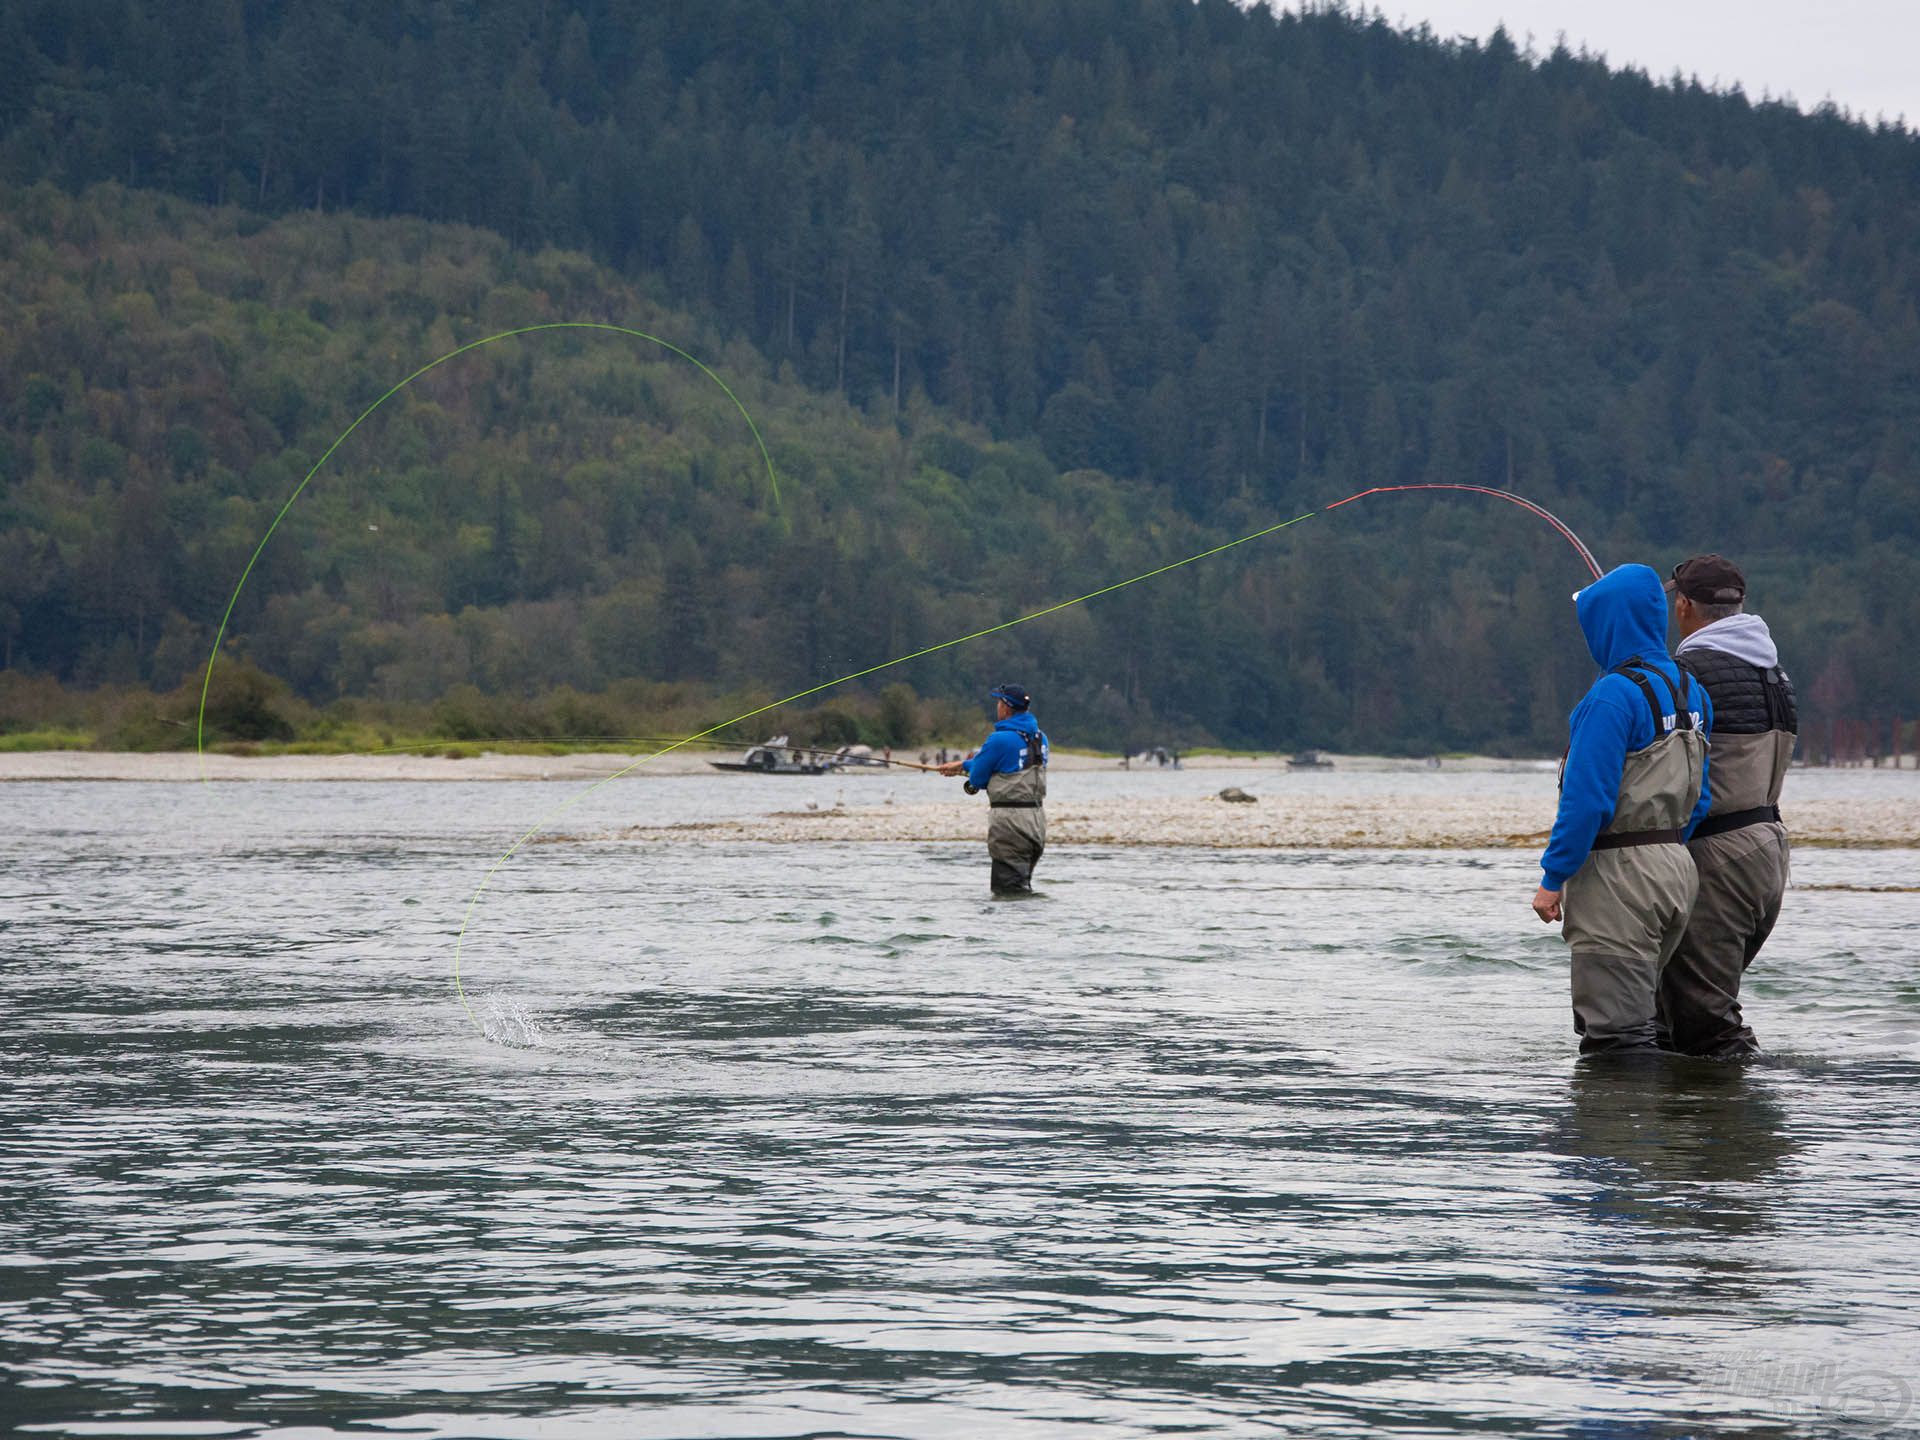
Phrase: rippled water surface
[{"left": 3, "top": 770, "right": 1919, "bottom": 1438}]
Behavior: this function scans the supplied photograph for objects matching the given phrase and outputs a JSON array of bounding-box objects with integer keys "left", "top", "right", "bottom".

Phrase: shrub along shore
[{"left": 0, "top": 666, "right": 987, "bottom": 759}]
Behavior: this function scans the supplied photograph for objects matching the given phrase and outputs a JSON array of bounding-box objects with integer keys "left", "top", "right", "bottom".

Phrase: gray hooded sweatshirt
[{"left": 1676, "top": 613, "right": 1778, "bottom": 668}]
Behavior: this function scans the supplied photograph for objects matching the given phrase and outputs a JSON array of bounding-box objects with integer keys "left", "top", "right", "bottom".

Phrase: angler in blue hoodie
[
  {"left": 937, "top": 683, "right": 1049, "bottom": 895},
  {"left": 1534, "top": 564, "right": 1713, "bottom": 1054}
]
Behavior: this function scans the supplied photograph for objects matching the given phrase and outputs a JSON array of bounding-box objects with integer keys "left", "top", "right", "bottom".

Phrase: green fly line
[
  {"left": 447, "top": 477, "right": 1606, "bottom": 1034},
  {"left": 193, "top": 322, "right": 782, "bottom": 779}
]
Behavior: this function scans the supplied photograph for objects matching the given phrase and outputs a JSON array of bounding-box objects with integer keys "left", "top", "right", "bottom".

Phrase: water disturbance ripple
[{"left": 2, "top": 774, "right": 1917, "bottom": 1438}]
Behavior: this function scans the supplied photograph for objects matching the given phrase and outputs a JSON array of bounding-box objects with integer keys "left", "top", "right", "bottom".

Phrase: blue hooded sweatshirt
[
  {"left": 1539, "top": 564, "right": 1713, "bottom": 890},
  {"left": 963, "top": 710, "right": 1048, "bottom": 789}
]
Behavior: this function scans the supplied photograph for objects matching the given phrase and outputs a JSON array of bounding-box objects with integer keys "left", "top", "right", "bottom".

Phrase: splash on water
[{"left": 479, "top": 993, "right": 543, "bottom": 1049}]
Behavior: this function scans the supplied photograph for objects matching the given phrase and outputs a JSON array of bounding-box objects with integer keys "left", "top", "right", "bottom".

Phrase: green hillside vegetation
[
  {"left": 3, "top": 0, "right": 1919, "bottom": 754},
  {"left": 0, "top": 184, "right": 1220, "bottom": 752}
]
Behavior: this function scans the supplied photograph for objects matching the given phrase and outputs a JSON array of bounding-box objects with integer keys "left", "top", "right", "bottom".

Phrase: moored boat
[{"left": 709, "top": 737, "right": 839, "bottom": 774}]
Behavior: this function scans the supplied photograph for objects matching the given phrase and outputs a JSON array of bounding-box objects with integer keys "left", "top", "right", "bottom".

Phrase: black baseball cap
[
  {"left": 988, "top": 683, "right": 1031, "bottom": 710},
  {"left": 1666, "top": 554, "right": 1746, "bottom": 604}
]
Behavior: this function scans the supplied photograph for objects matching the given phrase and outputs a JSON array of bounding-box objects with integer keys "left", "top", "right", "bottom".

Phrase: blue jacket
[
  {"left": 964, "top": 711, "right": 1048, "bottom": 789},
  {"left": 1539, "top": 564, "right": 1713, "bottom": 890}
]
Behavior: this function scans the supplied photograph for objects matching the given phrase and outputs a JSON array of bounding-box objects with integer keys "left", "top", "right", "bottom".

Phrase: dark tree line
[{"left": 1, "top": 0, "right": 1916, "bottom": 751}]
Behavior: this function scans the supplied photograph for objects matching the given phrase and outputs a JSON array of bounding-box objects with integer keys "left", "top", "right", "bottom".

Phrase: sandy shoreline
[
  {"left": 0, "top": 749, "right": 1538, "bottom": 783},
  {"left": 562, "top": 793, "right": 1920, "bottom": 850},
  {"left": 8, "top": 750, "right": 1912, "bottom": 850},
  {"left": 0, "top": 749, "right": 726, "bottom": 782}
]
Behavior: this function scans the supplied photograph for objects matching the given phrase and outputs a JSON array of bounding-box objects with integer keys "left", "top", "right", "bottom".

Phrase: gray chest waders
[
  {"left": 984, "top": 731, "right": 1047, "bottom": 893},
  {"left": 1562, "top": 660, "right": 1707, "bottom": 1053},
  {"left": 1663, "top": 651, "right": 1798, "bottom": 1056},
  {"left": 1676, "top": 648, "right": 1797, "bottom": 843}
]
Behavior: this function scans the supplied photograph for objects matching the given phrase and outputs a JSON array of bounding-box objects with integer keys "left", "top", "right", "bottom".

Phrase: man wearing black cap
[
  {"left": 1663, "top": 554, "right": 1798, "bottom": 1057},
  {"left": 937, "top": 684, "right": 1049, "bottom": 894}
]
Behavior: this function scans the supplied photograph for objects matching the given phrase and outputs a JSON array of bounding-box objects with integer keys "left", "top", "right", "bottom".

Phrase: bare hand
[
  {"left": 1532, "top": 887, "right": 1563, "bottom": 924},
  {"left": 936, "top": 760, "right": 967, "bottom": 777}
]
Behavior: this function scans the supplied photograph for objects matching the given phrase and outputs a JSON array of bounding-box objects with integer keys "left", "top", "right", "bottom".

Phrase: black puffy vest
[{"left": 1675, "top": 647, "right": 1797, "bottom": 736}]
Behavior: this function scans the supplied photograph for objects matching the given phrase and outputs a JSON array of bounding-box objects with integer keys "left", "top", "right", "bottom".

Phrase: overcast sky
[{"left": 1306, "top": 1, "right": 1916, "bottom": 129}]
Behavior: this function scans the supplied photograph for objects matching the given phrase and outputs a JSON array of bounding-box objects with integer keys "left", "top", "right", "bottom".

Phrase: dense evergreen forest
[{"left": 2, "top": 0, "right": 1917, "bottom": 752}]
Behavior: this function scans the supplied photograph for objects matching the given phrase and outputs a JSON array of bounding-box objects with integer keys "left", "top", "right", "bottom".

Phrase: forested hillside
[
  {"left": 0, "top": 186, "right": 1195, "bottom": 744},
  {"left": 3, "top": 0, "right": 1917, "bottom": 752}
]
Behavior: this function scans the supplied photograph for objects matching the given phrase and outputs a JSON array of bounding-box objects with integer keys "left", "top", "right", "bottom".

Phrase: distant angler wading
[{"left": 938, "top": 684, "right": 1049, "bottom": 896}]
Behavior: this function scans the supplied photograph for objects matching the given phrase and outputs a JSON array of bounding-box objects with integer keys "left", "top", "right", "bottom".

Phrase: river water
[{"left": 3, "top": 769, "right": 1918, "bottom": 1437}]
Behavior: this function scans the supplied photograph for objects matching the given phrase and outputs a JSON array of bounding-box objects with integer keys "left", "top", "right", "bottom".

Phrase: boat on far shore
[
  {"left": 1287, "top": 749, "right": 1335, "bottom": 770},
  {"left": 709, "top": 737, "right": 890, "bottom": 775}
]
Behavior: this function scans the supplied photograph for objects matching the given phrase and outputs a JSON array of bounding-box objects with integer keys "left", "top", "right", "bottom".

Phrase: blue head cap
[{"left": 989, "top": 683, "right": 1031, "bottom": 711}]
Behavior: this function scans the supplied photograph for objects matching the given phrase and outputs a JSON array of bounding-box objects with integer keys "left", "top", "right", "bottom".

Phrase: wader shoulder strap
[
  {"left": 1764, "top": 667, "right": 1799, "bottom": 735},
  {"left": 1025, "top": 730, "right": 1045, "bottom": 769},
  {"left": 1610, "top": 660, "right": 1692, "bottom": 734}
]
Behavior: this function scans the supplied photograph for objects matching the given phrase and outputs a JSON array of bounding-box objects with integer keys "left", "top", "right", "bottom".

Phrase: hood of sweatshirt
[
  {"left": 996, "top": 710, "right": 1039, "bottom": 736},
  {"left": 1574, "top": 564, "right": 1670, "bottom": 672},
  {"left": 1676, "top": 612, "right": 1779, "bottom": 668}
]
